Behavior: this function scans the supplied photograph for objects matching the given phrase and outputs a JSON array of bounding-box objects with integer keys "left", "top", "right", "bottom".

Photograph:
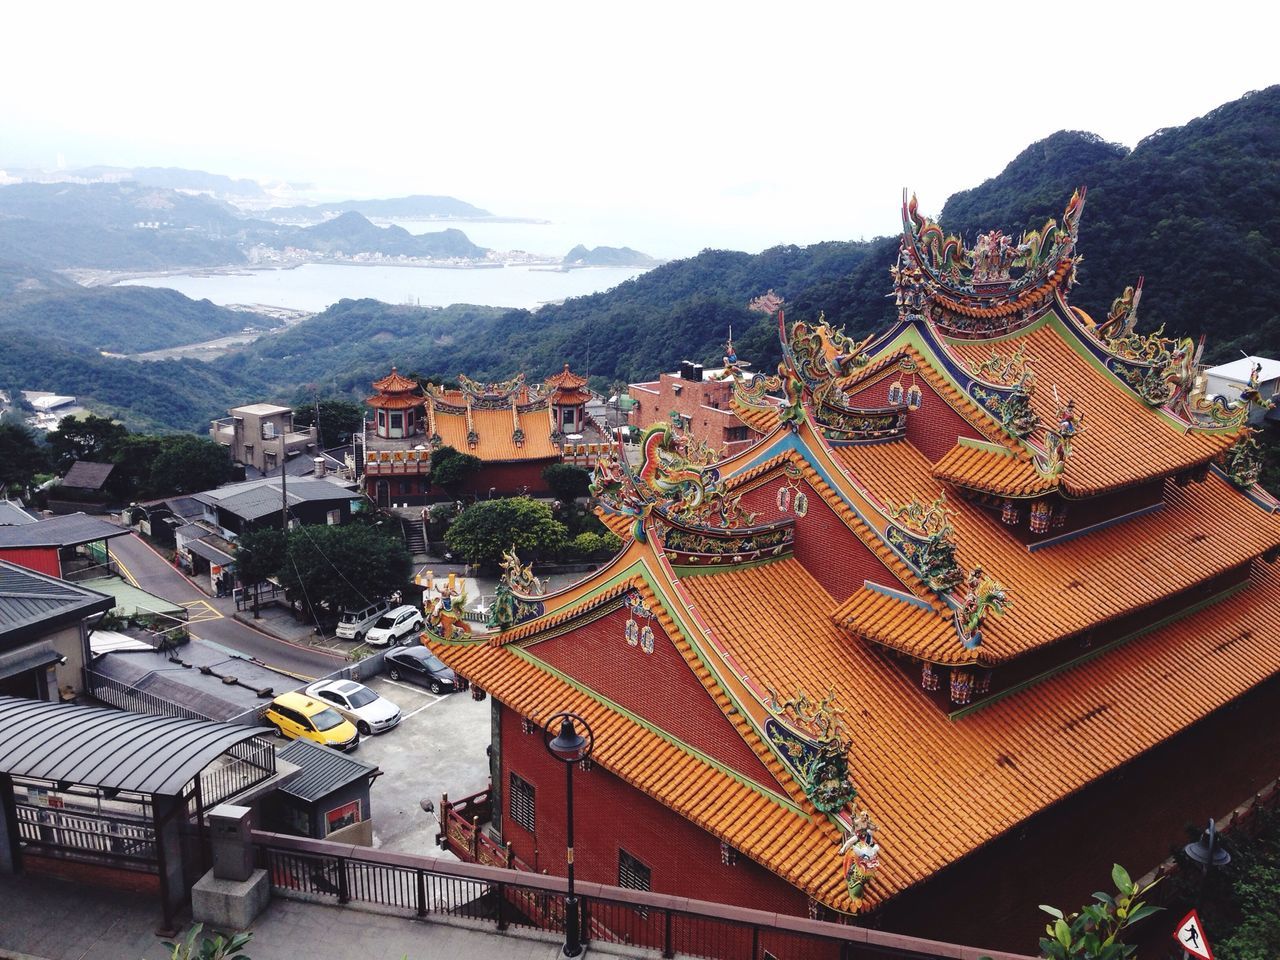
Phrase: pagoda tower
[
  {"left": 545, "top": 363, "right": 591, "bottom": 436},
  {"left": 366, "top": 367, "right": 424, "bottom": 439}
]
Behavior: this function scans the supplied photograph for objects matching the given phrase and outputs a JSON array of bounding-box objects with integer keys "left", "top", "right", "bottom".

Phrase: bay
[{"left": 117, "top": 261, "right": 648, "bottom": 313}]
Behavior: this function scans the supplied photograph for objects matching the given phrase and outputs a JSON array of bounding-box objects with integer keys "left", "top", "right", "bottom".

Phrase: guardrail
[{"left": 253, "top": 830, "right": 1033, "bottom": 960}]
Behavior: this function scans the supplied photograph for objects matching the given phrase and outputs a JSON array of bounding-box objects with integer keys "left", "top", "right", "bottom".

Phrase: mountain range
[{"left": 0, "top": 86, "right": 1275, "bottom": 434}]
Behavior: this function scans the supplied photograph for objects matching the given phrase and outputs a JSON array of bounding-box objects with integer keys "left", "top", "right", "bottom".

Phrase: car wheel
[
  {"left": 272, "top": 724, "right": 285, "bottom": 739},
  {"left": 429, "top": 680, "right": 443, "bottom": 694},
  {"left": 388, "top": 666, "right": 402, "bottom": 681},
  {"left": 354, "top": 631, "right": 364, "bottom": 643},
  {"left": 357, "top": 720, "right": 371, "bottom": 736}
]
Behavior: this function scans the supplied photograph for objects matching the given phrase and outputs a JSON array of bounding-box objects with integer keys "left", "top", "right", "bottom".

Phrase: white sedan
[{"left": 304, "top": 679, "right": 402, "bottom": 736}]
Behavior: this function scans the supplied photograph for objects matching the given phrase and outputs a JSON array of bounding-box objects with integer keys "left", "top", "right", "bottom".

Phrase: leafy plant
[
  {"left": 1037, "top": 865, "right": 1160, "bottom": 960},
  {"left": 162, "top": 923, "right": 252, "bottom": 960}
]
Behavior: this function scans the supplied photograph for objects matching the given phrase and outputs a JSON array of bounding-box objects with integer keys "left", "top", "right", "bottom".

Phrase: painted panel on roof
[
  {"left": 0, "top": 547, "right": 61, "bottom": 579},
  {"left": 737, "top": 471, "right": 899, "bottom": 604},
  {"left": 843, "top": 368, "right": 983, "bottom": 462},
  {"left": 524, "top": 601, "right": 786, "bottom": 793}
]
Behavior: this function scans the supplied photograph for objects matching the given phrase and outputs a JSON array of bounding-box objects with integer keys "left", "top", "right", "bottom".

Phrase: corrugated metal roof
[
  {"left": 0, "top": 513, "right": 129, "bottom": 549},
  {"left": 0, "top": 695, "right": 268, "bottom": 795},
  {"left": 0, "top": 501, "right": 37, "bottom": 526},
  {"left": 193, "top": 478, "right": 358, "bottom": 522},
  {"left": 276, "top": 738, "right": 378, "bottom": 801},
  {"left": 0, "top": 559, "right": 114, "bottom": 640}
]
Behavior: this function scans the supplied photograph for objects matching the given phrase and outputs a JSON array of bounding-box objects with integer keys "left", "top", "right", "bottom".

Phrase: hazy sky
[{"left": 1, "top": 0, "right": 1275, "bottom": 254}]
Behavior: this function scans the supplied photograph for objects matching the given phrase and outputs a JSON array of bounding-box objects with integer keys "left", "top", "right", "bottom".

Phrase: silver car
[{"left": 304, "top": 679, "right": 402, "bottom": 735}]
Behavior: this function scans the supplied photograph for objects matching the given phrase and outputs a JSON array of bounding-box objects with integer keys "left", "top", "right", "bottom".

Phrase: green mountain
[
  {"left": 263, "top": 194, "right": 492, "bottom": 221},
  {"left": 796, "top": 86, "right": 1280, "bottom": 362},
  {"left": 0, "top": 285, "right": 277, "bottom": 355},
  {"left": 564, "top": 245, "right": 658, "bottom": 267},
  {"left": 296, "top": 212, "right": 486, "bottom": 259}
]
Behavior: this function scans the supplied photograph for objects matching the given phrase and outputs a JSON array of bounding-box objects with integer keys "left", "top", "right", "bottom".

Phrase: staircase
[{"left": 400, "top": 516, "right": 428, "bottom": 557}]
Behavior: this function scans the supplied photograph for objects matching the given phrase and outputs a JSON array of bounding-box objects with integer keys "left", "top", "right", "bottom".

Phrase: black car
[{"left": 384, "top": 645, "right": 465, "bottom": 694}]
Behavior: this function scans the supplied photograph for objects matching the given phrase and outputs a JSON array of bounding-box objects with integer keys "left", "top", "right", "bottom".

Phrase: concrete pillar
[{"left": 152, "top": 794, "right": 186, "bottom": 934}]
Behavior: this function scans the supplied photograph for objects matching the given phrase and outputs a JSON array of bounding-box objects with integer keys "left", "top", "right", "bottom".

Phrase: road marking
[
  {"left": 403, "top": 696, "right": 447, "bottom": 720},
  {"left": 181, "top": 600, "right": 224, "bottom": 623},
  {"left": 379, "top": 677, "right": 434, "bottom": 695},
  {"left": 112, "top": 552, "right": 141, "bottom": 588}
]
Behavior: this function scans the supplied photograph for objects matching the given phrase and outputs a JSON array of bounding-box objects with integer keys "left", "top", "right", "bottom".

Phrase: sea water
[{"left": 117, "top": 261, "right": 647, "bottom": 313}]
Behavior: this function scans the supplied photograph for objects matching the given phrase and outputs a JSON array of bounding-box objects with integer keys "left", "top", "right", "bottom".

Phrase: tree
[
  {"left": 48, "top": 413, "right": 127, "bottom": 470},
  {"left": 543, "top": 463, "right": 592, "bottom": 503},
  {"left": 274, "top": 524, "right": 412, "bottom": 615},
  {"left": 108, "top": 433, "right": 164, "bottom": 500},
  {"left": 293, "top": 398, "right": 366, "bottom": 449},
  {"left": 1038, "top": 864, "right": 1160, "bottom": 960},
  {"left": 430, "top": 445, "right": 481, "bottom": 495},
  {"left": 235, "top": 529, "right": 287, "bottom": 618},
  {"left": 445, "top": 497, "right": 568, "bottom": 568},
  {"left": 150, "top": 436, "right": 234, "bottom": 495},
  {"left": 0, "top": 419, "right": 49, "bottom": 493}
]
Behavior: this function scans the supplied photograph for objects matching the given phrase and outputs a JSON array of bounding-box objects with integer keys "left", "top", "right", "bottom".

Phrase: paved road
[{"left": 107, "top": 532, "right": 346, "bottom": 680}]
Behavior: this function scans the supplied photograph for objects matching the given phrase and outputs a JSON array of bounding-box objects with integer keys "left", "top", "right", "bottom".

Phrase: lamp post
[
  {"left": 544, "top": 711, "right": 594, "bottom": 959},
  {"left": 1184, "top": 817, "right": 1231, "bottom": 904}
]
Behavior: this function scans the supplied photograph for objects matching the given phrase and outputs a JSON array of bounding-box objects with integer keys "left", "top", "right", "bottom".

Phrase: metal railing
[
  {"left": 16, "top": 803, "right": 157, "bottom": 867},
  {"left": 199, "top": 735, "right": 277, "bottom": 807},
  {"left": 253, "top": 831, "right": 1033, "bottom": 960}
]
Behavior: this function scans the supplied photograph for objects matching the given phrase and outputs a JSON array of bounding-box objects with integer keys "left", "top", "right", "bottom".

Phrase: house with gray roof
[{"left": 0, "top": 558, "right": 113, "bottom": 701}]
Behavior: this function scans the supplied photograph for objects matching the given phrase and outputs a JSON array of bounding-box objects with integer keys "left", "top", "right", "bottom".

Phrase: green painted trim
[
  {"left": 673, "top": 555, "right": 792, "bottom": 577},
  {"left": 512, "top": 647, "right": 809, "bottom": 817},
  {"left": 948, "top": 578, "right": 1252, "bottom": 721},
  {"left": 955, "top": 437, "right": 1016, "bottom": 456}
]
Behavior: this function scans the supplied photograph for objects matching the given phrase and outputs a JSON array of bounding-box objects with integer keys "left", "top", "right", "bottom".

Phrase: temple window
[
  {"left": 618, "top": 849, "right": 652, "bottom": 892},
  {"left": 508, "top": 772, "right": 535, "bottom": 833}
]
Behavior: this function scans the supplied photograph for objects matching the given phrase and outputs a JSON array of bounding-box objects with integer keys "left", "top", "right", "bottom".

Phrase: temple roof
[
  {"left": 546, "top": 363, "right": 588, "bottom": 390},
  {"left": 371, "top": 366, "right": 420, "bottom": 394},
  {"left": 431, "top": 404, "right": 559, "bottom": 462}
]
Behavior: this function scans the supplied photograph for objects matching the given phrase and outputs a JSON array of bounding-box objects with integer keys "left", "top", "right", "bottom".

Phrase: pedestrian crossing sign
[{"left": 1173, "top": 909, "right": 1212, "bottom": 960}]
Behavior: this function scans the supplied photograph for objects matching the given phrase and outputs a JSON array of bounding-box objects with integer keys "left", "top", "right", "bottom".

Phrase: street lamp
[
  {"left": 1184, "top": 818, "right": 1231, "bottom": 870},
  {"left": 544, "top": 711, "right": 595, "bottom": 959}
]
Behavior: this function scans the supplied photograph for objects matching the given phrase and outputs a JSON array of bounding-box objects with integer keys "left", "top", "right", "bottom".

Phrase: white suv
[{"left": 363, "top": 605, "right": 424, "bottom": 647}]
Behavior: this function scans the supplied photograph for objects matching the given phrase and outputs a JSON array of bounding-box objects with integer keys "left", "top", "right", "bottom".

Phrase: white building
[{"left": 1204, "top": 356, "right": 1280, "bottom": 424}]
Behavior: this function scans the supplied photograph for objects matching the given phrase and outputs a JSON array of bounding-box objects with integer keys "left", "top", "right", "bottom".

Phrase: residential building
[
  {"left": 0, "top": 559, "right": 113, "bottom": 700},
  {"left": 0, "top": 512, "right": 130, "bottom": 580},
  {"left": 628, "top": 350, "right": 769, "bottom": 457},
  {"left": 210, "top": 403, "right": 319, "bottom": 476},
  {"left": 426, "top": 189, "right": 1280, "bottom": 938}
]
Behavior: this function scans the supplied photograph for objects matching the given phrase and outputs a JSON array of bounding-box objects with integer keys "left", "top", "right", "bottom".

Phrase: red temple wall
[
  {"left": 497, "top": 702, "right": 811, "bottom": 916},
  {"left": 844, "top": 371, "right": 983, "bottom": 462},
  {"left": 738, "top": 472, "right": 902, "bottom": 603},
  {"left": 528, "top": 604, "right": 782, "bottom": 790}
]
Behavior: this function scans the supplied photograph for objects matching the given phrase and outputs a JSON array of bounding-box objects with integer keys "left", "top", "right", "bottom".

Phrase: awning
[
  {"left": 0, "top": 640, "right": 60, "bottom": 679},
  {"left": 184, "top": 538, "right": 236, "bottom": 566}
]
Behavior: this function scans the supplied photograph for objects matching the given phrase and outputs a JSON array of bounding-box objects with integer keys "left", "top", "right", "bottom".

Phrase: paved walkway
[{"left": 0, "top": 875, "right": 575, "bottom": 960}]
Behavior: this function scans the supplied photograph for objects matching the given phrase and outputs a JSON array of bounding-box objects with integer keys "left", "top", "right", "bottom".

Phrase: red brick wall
[
  {"left": 529, "top": 604, "right": 782, "bottom": 790},
  {"left": 498, "top": 703, "right": 810, "bottom": 920},
  {"left": 738, "top": 473, "right": 901, "bottom": 603},
  {"left": 455, "top": 460, "right": 555, "bottom": 498},
  {"left": 629, "top": 374, "right": 755, "bottom": 454},
  {"left": 845, "top": 371, "right": 982, "bottom": 462},
  {"left": 0, "top": 546, "right": 61, "bottom": 578}
]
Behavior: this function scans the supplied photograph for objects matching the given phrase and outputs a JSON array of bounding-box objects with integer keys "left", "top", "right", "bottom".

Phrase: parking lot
[{"left": 353, "top": 675, "right": 492, "bottom": 856}]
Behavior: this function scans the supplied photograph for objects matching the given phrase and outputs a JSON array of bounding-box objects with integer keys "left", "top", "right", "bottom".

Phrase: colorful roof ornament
[
  {"left": 487, "top": 547, "right": 546, "bottom": 632},
  {"left": 763, "top": 687, "right": 858, "bottom": 815},
  {"left": 840, "top": 807, "right": 881, "bottom": 901},
  {"left": 884, "top": 493, "right": 965, "bottom": 593},
  {"left": 952, "top": 565, "right": 1010, "bottom": 649},
  {"left": 1222, "top": 433, "right": 1263, "bottom": 490}
]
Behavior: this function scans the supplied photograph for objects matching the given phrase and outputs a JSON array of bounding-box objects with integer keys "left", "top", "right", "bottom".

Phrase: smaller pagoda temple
[
  {"left": 545, "top": 364, "right": 592, "bottom": 437},
  {"left": 361, "top": 365, "right": 607, "bottom": 506}
]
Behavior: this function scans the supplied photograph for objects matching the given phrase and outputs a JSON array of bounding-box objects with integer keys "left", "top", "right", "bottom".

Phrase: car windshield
[
  {"left": 339, "top": 612, "right": 361, "bottom": 624},
  {"left": 423, "top": 653, "right": 447, "bottom": 671},
  {"left": 373, "top": 616, "right": 395, "bottom": 629},
  {"left": 312, "top": 708, "right": 346, "bottom": 731},
  {"left": 348, "top": 687, "right": 378, "bottom": 708}
]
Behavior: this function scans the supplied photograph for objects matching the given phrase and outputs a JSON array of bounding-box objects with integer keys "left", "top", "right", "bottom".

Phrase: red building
[
  {"left": 428, "top": 190, "right": 1280, "bottom": 944},
  {"left": 628, "top": 342, "right": 769, "bottom": 458},
  {"left": 362, "top": 367, "right": 600, "bottom": 506}
]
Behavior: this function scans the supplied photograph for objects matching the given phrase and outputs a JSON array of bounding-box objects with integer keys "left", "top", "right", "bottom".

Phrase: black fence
[{"left": 253, "top": 831, "right": 1031, "bottom": 960}]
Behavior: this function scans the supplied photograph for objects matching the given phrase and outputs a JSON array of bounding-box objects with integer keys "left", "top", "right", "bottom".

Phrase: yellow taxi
[{"left": 263, "top": 691, "right": 360, "bottom": 752}]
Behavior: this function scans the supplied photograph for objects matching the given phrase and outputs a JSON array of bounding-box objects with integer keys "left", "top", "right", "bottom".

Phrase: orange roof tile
[
  {"left": 371, "top": 366, "right": 420, "bottom": 393},
  {"left": 931, "top": 441, "right": 1054, "bottom": 497},
  {"left": 433, "top": 406, "right": 558, "bottom": 462},
  {"left": 832, "top": 586, "right": 971, "bottom": 665},
  {"left": 943, "top": 318, "right": 1235, "bottom": 495},
  {"left": 428, "top": 626, "right": 854, "bottom": 911},
  {"left": 728, "top": 394, "right": 780, "bottom": 435},
  {"left": 681, "top": 555, "right": 1280, "bottom": 904},
  {"left": 545, "top": 363, "right": 588, "bottom": 390},
  {"left": 366, "top": 392, "right": 423, "bottom": 410},
  {"left": 828, "top": 440, "right": 1280, "bottom": 662}
]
